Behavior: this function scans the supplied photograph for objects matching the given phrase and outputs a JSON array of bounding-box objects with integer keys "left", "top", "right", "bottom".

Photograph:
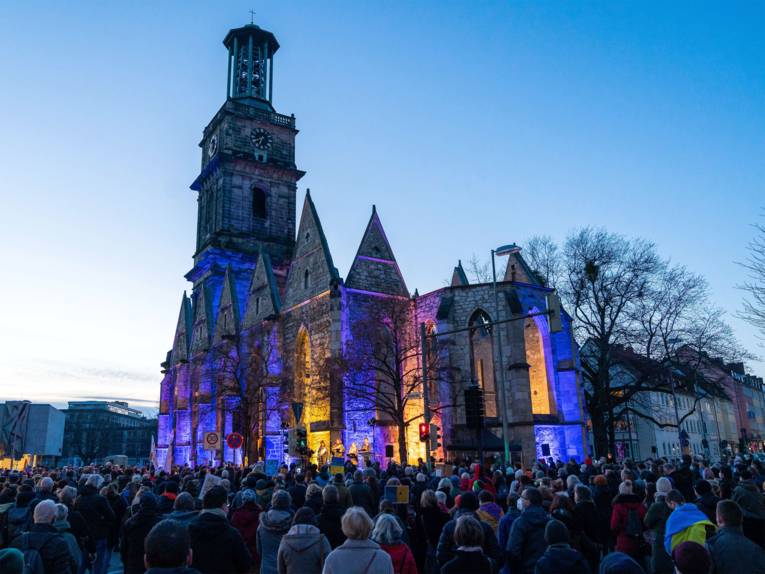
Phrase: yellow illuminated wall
[{"left": 525, "top": 317, "right": 552, "bottom": 415}]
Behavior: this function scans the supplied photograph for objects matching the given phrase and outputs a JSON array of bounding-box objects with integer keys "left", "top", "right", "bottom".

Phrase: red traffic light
[{"left": 419, "top": 422, "right": 429, "bottom": 442}]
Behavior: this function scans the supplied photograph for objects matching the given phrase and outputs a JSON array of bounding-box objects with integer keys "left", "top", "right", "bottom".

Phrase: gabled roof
[
  {"left": 503, "top": 246, "right": 543, "bottom": 286},
  {"left": 451, "top": 260, "right": 469, "bottom": 287},
  {"left": 170, "top": 292, "right": 192, "bottom": 364},
  {"left": 243, "top": 251, "right": 282, "bottom": 328},
  {"left": 345, "top": 206, "right": 408, "bottom": 297},
  {"left": 213, "top": 267, "right": 240, "bottom": 345},
  {"left": 189, "top": 283, "right": 213, "bottom": 355}
]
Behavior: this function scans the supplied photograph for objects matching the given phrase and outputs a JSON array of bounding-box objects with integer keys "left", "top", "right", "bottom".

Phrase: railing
[{"left": 229, "top": 100, "right": 295, "bottom": 128}]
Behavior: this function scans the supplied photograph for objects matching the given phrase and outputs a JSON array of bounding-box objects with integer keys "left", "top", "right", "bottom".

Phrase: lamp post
[{"left": 492, "top": 244, "right": 516, "bottom": 466}]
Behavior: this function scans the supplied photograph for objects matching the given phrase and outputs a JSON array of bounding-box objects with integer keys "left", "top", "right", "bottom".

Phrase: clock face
[
  {"left": 207, "top": 134, "right": 218, "bottom": 158},
  {"left": 251, "top": 128, "right": 273, "bottom": 151}
]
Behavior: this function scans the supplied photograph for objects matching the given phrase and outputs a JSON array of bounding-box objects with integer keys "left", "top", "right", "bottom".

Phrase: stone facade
[{"left": 156, "top": 23, "right": 587, "bottom": 469}]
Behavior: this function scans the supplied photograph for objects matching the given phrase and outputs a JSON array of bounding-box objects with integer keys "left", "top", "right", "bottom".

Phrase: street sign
[
  {"left": 203, "top": 432, "right": 221, "bottom": 450},
  {"left": 226, "top": 432, "right": 244, "bottom": 450}
]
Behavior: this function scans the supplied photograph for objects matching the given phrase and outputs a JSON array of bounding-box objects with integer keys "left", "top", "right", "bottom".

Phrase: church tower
[{"left": 187, "top": 23, "right": 304, "bottom": 291}]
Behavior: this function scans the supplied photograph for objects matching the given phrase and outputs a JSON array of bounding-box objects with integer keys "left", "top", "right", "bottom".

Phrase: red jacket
[
  {"left": 379, "top": 542, "right": 418, "bottom": 574},
  {"left": 610, "top": 493, "right": 647, "bottom": 557},
  {"left": 231, "top": 502, "right": 262, "bottom": 565}
]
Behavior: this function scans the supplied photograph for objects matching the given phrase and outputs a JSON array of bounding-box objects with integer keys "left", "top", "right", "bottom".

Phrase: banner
[
  {"left": 330, "top": 457, "right": 344, "bottom": 476},
  {"left": 198, "top": 473, "right": 223, "bottom": 499},
  {"left": 265, "top": 459, "right": 279, "bottom": 477},
  {"left": 384, "top": 485, "right": 409, "bottom": 505}
]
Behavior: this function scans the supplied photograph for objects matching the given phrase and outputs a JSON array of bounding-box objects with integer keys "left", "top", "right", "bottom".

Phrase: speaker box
[{"left": 385, "top": 444, "right": 394, "bottom": 458}]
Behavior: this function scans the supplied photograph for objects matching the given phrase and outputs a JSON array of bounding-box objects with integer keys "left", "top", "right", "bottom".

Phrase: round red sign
[{"left": 226, "top": 432, "right": 244, "bottom": 449}]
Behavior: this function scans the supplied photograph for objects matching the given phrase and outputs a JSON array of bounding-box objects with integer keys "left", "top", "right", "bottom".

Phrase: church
[{"left": 156, "top": 22, "right": 587, "bottom": 470}]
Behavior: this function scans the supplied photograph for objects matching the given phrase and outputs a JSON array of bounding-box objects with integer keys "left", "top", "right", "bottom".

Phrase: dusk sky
[{"left": 0, "top": 2, "right": 763, "bottom": 414}]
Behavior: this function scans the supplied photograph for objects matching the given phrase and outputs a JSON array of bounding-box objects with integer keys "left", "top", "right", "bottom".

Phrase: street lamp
[{"left": 492, "top": 244, "right": 518, "bottom": 466}]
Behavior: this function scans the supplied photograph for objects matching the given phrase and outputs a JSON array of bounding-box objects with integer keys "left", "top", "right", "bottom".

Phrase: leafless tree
[
  {"left": 739, "top": 214, "right": 765, "bottom": 340},
  {"left": 466, "top": 254, "right": 493, "bottom": 284},
  {"left": 525, "top": 235, "right": 562, "bottom": 287}
]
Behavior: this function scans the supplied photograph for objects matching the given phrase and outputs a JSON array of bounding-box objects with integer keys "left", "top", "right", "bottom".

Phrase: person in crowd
[
  {"left": 188, "top": 485, "right": 252, "bottom": 574},
  {"left": 30, "top": 477, "right": 58, "bottom": 514},
  {"left": 304, "top": 483, "right": 324, "bottom": 515},
  {"left": 732, "top": 469, "right": 765, "bottom": 546},
  {"left": 143, "top": 519, "right": 200, "bottom": 574},
  {"left": 333, "top": 474, "right": 354, "bottom": 509},
  {"left": 534, "top": 519, "right": 591, "bottom": 574},
  {"left": 476, "top": 490, "right": 504, "bottom": 533},
  {"left": 7, "top": 484, "right": 35, "bottom": 543},
  {"left": 288, "top": 474, "right": 307, "bottom": 510},
  {"left": 0, "top": 548, "right": 25, "bottom": 574},
  {"left": 706, "top": 499, "right": 765, "bottom": 574},
  {"left": 276, "top": 507, "right": 331, "bottom": 574},
  {"left": 498, "top": 492, "right": 522, "bottom": 574},
  {"left": 664, "top": 490, "right": 716, "bottom": 555},
  {"left": 74, "top": 474, "right": 115, "bottom": 574},
  {"left": 414, "top": 489, "right": 449, "bottom": 574},
  {"left": 598, "top": 552, "right": 647, "bottom": 574},
  {"left": 644, "top": 477, "right": 674, "bottom": 574},
  {"left": 9, "top": 499, "right": 77, "bottom": 574},
  {"left": 437, "top": 490, "right": 502, "bottom": 568},
  {"left": 167, "top": 492, "right": 199, "bottom": 523},
  {"left": 693, "top": 480, "right": 720, "bottom": 524},
  {"left": 256, "top": 490, "right": 294, "bottom": 574},
  {"left": 440, "top": 515, "right": 494, "bottom": 574},
  {"left": 317, "top": 485, "right": 347, "bottom": 549},
  {"left": 322, "top": 507, "right": 394, "bottom": 574},
  {"left": 349, "top": 471, "right": 375, "bottom": 517},
  {"left": 506, "top": 487, "right": 551, "bottom": 574},
  {"left": 230, "top": 488, "right": 262, "bottom": 570},
  {"left": 371, "top": 514, "right": 417, "bottom": 574},
  {"left": 610, "top": 480, "right": 647, "bottom": 561},
  {"left": 120, "top": 492, "right": 160, "bottom": 574},
  {"left": 53, "top": 503, "right": 81, "bottom": 572},
  {"left": 671, "top": 541, "right": 710, "bottom": 574},
  {"left": 573, "top": 484, "right": 602, "bottom": 572},
  {"left": 373, "top": 499, "right": 410, "bottom": 546},
  {"left": 157, "top": 480, "right": 179, "bottom": 514}
]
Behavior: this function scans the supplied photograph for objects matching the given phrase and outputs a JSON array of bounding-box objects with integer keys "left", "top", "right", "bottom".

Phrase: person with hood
[
  {"left": 437, "top": 490, "right": 502, "bottom": 567},
  {"left": 644, "top": 477, "right": 674, "bottom": 574},
  {"left": 693, "top": 480, "right": 720, "bottom": 524},
  {"left": 534, "top": 520, "right": 591, "bottom": 574},
  {"left": 74, "top": 474, "right": 115, "bottom": 574},
  {"left": 318, "top": 485, "right": 348, "bottom": 549},
  {"left": 440, "top": 515, "right": 494, "bottom": 574},
  {"left": 476, "top": 490, "right": 504, "bottom": 533},
  {"left": 276, "top": 507, "right": 331, "bottom": 574},
  {"left": 53, "top": 503, "right": 82, "bottom": 572},
  {"left": 256, "top": 479, "right": 275, "bottom": 510},
  {"left": 167, "top": 492, "right": 199, "bottom": 524},
  {"left": 663, "top": 490, "right": 715, "bottom": 555},
  {"left": 9, "top": 499, "right": 77, "bottom": 574},
  {"left": 322, "top": 507, "right": 393, "bottom": 574},
  {"left": 144, "top": 519, "right": 202, "bottom": 574},
  {"left": 506, "top": 487, "right": 551, "bottom": 574},
  {"left": 6, "top": 484, "right": 35, "bottom": 542},
  {"left": 598, "top": 552, "right": 646, "bottom": 574},
  {"left": 706, "top": 499, "right": 765, "bottom": 574},
  {"left": 256, "top": 490, "right": 294, "bottom": 574},
  {"left": 120, "top": 492, "right": 161, "bottom": 574},
  {"left": 231, "top": 489, "right": 262, "bottom": 570},
  {"left": 610, "top": 480, "right": 647, "bottom": 561},
  {"left": 188, "top": 485, "right": 252, "bottom": 574},
  {"left": 371, "top": 514, "right": 417, "bottom": 574}
]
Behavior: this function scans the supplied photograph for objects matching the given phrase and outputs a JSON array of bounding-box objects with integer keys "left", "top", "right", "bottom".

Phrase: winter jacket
[
  {"left": 378, "top": 542, "right": 417, "bottom": 574},
  {"left": 609, "top": 493, "right": 646, "bottom": 558},
  {"left": 534, "top": 543, "right": 591, "bottom": 574},
  {"left": 333, "top": 481, "right": 354, "bottom": 509},
  {"left": 706, "top": 525, "right": 765, "bottom": 574},
  {"left": 506, "top": 504, "right": 551, "bottom": 574},
  {"left": 121, "top": 503, "right": 161, "bottom": 574},
  {"left": 167, "top": 509, "right": 199, "bottom": 523},
  {"left": 10, "top": 523, "right": 77, "bottom": 574},
  {"left": 74, "top": 484, "right": 116, "bottom": 542},
  {"left": 437, "top": 508, "right": 502, "bottom": 567},
  {"left": 188, "top": 510, "right": 253, "bottom": 574},
  {"left": 644, "top": 498, "right": 673, "bottom": 574},
  {"left": 276, "top": 523, "right": 331, "bottom": 574},
  {"left": 287, "top": 483, "right": 306, "bottom": 509},
  {"left": 53, "top": 519, "right": 82, "bottom": 571},
  {"left": 157, "top": 492, "right": 177, "bottom": 514},
  {"left": 664, "top": 503, "right": 715, "bottom": 554},
  {"left": 696, "top": 492, "right": 721, "bottom": 524},
  {"left": 144, "top": 568, "right": 202, "bottom": 574},
  {"left": 256, "top": 508, "right": 294, "bottom": 574},
  {"left": 305, "top": 492, "right": 324, "bottom": 515},
  {"left": 598, "top": 551, "right": 645, "bottom": 574},
  {"left": 230, "top": 501, "right": 262, "bottom": 566},
  {"left": 733, "top": 481, "right": 765, "bottom": 546},
  {"left": 440, "top": 549, "right": 494, "bottom": 574},
  {"left": 317, "top": 503, "right": 347, "bottom": 549},
  {"left": 477, "top": 502, "right": 504, "bottom": 533},
  {"left": 349, "top": 480, "right": 375, "bottom": 516},
  {"left": 670, "top": 467, "right": 695, "bottom": 501},
  {"left": 498, "top": 508, "right": 521, "bottom": 574},
  {"left": 322, "top": 538, "right": 394, "bottom": 574}
]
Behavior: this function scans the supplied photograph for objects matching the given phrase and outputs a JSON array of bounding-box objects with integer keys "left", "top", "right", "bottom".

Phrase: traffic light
[
  {"left": 546, "top": 291, "right": 563, "bottom": 333},
  {"left": 465, "top": 387, "right": 484, "bottom": 429},
  {"left": 283, "top": 428, "right": 291, "bottom": 455},
  {"left": 429, "top": 423, "right": 441, "bottom": 451},
  {"left": 296, "top": 428, "right": 308, "bottom": 455},
  {"left": 419, "top": 422, "right": 429, "bottom": 442}
]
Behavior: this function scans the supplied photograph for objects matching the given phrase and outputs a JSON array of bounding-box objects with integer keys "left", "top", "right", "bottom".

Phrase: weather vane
[{"left": 249, "top": 9, "right": 256, "bottom": 24}]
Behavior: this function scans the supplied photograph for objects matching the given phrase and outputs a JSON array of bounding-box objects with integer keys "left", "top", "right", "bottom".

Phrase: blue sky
[{"left": 0, "top": 1, "right": 763, "bottom": 413}]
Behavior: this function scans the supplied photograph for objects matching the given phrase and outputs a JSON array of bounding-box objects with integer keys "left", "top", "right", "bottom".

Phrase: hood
[
  {"left": 319, "top": 503, "right": 345, "bottom": 519},
  {"left": 282, "top": 524, "right": 323, "bottom": 552},
  {"left": 260, "top": 509, "right": 293, "bottom": 532},
  {"left": 53, "top": 519, "right": 71, "bottom": 532},
  {"left": 168, "top": 510, "right": 198, "bottom": 521},
  {"left": 664, "top": 503, "right": 714, "bottom": 553},
  {"left": 521, "top": 505, "right": 550, "bottom": 527},
  {"left": 541, "top": 545, "right": 584, "bottom": 571},
  {"left": 189, "top": 511, "right": 229, "bottom": 536},
  {"left": 599, "top": 551, "right": 645, "bottom": 574}
]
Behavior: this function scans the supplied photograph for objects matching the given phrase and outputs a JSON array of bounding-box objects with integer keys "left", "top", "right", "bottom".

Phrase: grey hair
[
  {"left": 39, "top": 477, "right": 54, "bottom": 491},
  {"left": 86, "top": 474, "right": 104, "bottom": 489},
  {"left": 58, "top": 486, "right": 78, "bottom": 506},
  {"left": 566, "top": 475, "right": 580, "bottom": 490},
  {"left": 435, "top": 491, "right": 447, "bottom": 505},
  {"left": 55, "top": 503, "right": 68, "bottom": 521},
  {"left": 437, "top": 478, "right": 453, "bottom": 493},
  {"left": 33, "top": 499, "right": 57, "bottom": 524},
  {"left": 371, "top": 513, "right": 402, "bottom": 545}
]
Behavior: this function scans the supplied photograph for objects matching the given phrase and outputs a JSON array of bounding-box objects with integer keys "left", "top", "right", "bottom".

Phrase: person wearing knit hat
[
  {"left": 645, "top": 478, "right": 675, "bottom": 574},
  {"left": 672, "top": 541, "right": 711, "bottom": 574},
  {"left": 534, "top": 520, "right": 590, "bottom": 574},
  {"left": 0, "top": 548, "right": 24, "bottom": 574}
]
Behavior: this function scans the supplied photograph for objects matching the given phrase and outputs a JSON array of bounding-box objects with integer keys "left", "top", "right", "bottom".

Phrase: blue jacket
[
  {"left": 506, "top": 505, "right": 550, "bottom": 574},
  {"left": 706, "top": 525, "right": 765, "bottom": 574},
  {"left": 534, "top": 544, "right": 591, "bottom": 574}
]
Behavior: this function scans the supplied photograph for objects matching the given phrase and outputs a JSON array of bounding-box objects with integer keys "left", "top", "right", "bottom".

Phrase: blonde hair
[
  {"left": 306, "top": 483, "right": 322, "bottom": 498},
  {"left": 341, "top": 506, "right": 374, "bottom": 540}
]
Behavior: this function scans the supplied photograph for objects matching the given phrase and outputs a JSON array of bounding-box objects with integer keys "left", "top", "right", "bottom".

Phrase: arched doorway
[{"left": 468, "top": 309, "right": 497, "bottom": 417}]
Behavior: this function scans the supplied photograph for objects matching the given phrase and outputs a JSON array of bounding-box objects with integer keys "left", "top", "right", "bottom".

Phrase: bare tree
[
  {"left": 739, "top": 214, "right": 765, "bottom": 339},
  {"left": 466, "top": 254, "right": 493, "bottom": 284},
  {"left": 525, "top": 235, "right": 562, "bottom": 287}
]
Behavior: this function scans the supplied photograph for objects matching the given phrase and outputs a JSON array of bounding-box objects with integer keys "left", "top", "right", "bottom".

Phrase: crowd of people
[{"left": 1, "top": 452, "right": 765, "bottom": 574}]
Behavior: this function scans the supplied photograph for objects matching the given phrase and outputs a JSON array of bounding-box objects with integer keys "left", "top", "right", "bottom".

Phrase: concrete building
[
  {"left": 727, "top": 362, "right": 765, "bottom": 451},
  {"left": 156, "top": 22, "right": 588, "bottom": 469},
  {"left": 62, "top": 401, "right": 156, "bottom": 465},
  {"left": 0, "top": 401, "right": 65, "bottom": 468}
]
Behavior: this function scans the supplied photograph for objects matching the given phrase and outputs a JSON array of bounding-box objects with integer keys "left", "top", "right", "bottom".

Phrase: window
[
  {"left": 252, "top": 187, "right": 267, "bottom": 219},
  {"left": 304, "top": 269, "right": 310, "bottom": 289},
  {"left": 255, "top": 297, "right": 260, "bottom": 315}
]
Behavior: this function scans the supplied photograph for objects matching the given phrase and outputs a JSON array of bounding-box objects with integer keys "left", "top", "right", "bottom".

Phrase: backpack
[
  {"left": 7, "top": 505, "right": 31, "bottom": 541},
  {"left": 624, "top": 507, "right": 643, "bottom": 538},
  {"left": 19, "top": 532, "right": 55, "bottom": 574}
]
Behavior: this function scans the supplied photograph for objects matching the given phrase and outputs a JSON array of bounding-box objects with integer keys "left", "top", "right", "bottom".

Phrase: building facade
[
  {"left": 0, "top": 401, "right": 65, "bottom": 468},
  {"left": 156, "top": 23, "right": 587, "bottom": 469},
  {"left": 62, "top": 401, "right": 156, "bottom": 464}
]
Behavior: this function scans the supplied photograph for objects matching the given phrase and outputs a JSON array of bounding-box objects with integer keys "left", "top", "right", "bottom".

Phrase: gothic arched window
[
  {"left": 525, "top": 314, "right": 554, "bottom": 415},
  {"left": 304, "top": 269, "right": 310, "bottom": 290},
  {"left": 468, "top": 309, "right": 497, "bottom": 417},
  {"left": 252, "top": 187, "right": 267, "bottom": 219}
]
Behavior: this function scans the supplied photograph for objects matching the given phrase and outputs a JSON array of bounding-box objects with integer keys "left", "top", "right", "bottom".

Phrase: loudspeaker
[
  {"left": 541, "top": 443, "right": 551, "bottom": 457},
  {"left": 385, "top": 444, "right": 394, "bottom": 458}
]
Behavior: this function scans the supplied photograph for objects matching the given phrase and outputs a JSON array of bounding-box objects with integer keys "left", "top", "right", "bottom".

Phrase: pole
[
  {"left": 420, "top": 322, "right": 432, "bottom": 472},
  {"left": 669, "top": 374, "right": 683, "bottom": 458},
  {"left": 491, "top": 250, "right": 511, "bottom": 466}
]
